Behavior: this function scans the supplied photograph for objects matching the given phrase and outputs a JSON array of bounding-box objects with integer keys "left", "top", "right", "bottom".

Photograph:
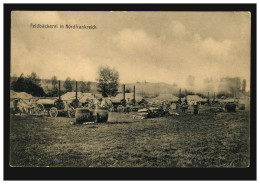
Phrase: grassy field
[{"left": 10, "top": 110, "right": 250, "bottom": 168}]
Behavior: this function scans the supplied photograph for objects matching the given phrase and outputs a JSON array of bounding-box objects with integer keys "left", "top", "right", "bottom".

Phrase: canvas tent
[
  {"left": 186, "top": 95, "right": 204, "bottom": 102},
  {"left": 155, "top": 94, "right": 179, "bottom": 102},
  {"left": 61, "top": 92, "right": 95, "bottom": 103},
  {"left": 111, "top": 93, "right": 143, "bottom": 103},
  {"left": 186, "top": 95, "right": 207, "bottom": 105},
  {"left": 10, "top": 90, "right": 33, "bottom": 99}
]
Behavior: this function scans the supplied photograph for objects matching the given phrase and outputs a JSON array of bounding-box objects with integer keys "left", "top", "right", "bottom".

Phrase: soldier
[
  {"left": 125, "top": 103, "right": 131, "bottom": 113},
  {"left": 193, "top": 101, "right": 199, "bottom": 114}
]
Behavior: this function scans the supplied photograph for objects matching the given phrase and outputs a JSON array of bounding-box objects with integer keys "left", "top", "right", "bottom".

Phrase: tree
[
  {"left": 242, "top": 79, "right": 246, "bottom": 92},
  {"left": 79, "top": 81, "right": 91, "bottom": 93},
  {"left": 46, "top": 76, "right": 59, "bottom": 97},
  {"left": 11, "top": 74, "right": 18, "bottom": 84},
  {"left": 11, "top": 73, "right": 45, "bottom": 97},
  {"left": 71, "top": 80, "right": 76, "bottom": 91},
  {"left": 29, "top": 72, "right": 41, "bottom": 85},
  {"left": 64, "top": 77, "right": 72, "bottom": 92},
  {"left": 97, "top": 66, "right": 119, "bottom": 97},
  {"left": 86, "top": 81, "right": 91, "bottom": 92},
  {"left": 51, "top": 76, "right": 58, "bottom": 91}
]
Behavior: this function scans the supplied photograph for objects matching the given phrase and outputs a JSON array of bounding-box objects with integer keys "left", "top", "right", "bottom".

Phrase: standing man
[{"left": 193, "top": 101, "right": 199, "bottom": 114}]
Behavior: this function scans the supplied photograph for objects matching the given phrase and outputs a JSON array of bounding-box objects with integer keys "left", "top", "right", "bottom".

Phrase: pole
[
  {"left": 76, "top": 81, "right": 78, "bottom": 100},
  {"left": 185, "top": 89, "right": 187, "bottom": 104},
  {"left": 133, "top": 85, "right": 136, "bottom": 105},
  {"left": 179, "top": 88, "right": 181, "bottom": 104},
  {"left": 58, "top": 80, "right": 61, "bottom": 100},
  {"left": 123, "top": 84, "right": 125, "bottom": 100},
  {"left": 208, "top": 92, "right": 210, "bottom": 104}
]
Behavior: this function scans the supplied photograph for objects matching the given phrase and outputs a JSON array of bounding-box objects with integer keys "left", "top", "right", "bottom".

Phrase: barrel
[
  {"left": 75, "top": 108, "right": 93, "bottom": 124},
  {"left": 238, "top": 104, "right": 245, "bottom": 110},
  {"left": 95, "top": 109, "right": 108, "bottom": 123},
  {"left": 225, "top": 103, "right": 236, "bottom": 112},
  {"left": 194, "top": 105, "right": 199, "bottom": 114}
]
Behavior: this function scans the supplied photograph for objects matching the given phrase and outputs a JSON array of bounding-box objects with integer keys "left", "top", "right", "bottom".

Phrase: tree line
[
  {"left": 11, "top": 73, "right": 92, "bottom": 97},
  {"left": 10, "top": 66, "right": 120, "bottom": 97},
  {"left": 11, "top": 73, "right": 46, "bottom": 97},
  {"left": 11, "top": 68, "right": 247, "bottom": 99}
]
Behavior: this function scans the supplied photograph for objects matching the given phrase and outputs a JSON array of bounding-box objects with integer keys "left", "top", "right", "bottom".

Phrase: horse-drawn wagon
[{"left": 35, "top": 98, "right": 76, "bottom": 117}]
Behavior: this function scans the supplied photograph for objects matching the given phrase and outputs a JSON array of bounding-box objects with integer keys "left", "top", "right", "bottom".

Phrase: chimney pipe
[
  {"left": 133, "top": 85, "right": 136, "bottom": 104},
  {"left": 58, "top": 80, "right": 61, "bottom": 100},
  {"left": 76, "top": 81, "right": 78, "bottom": 99},
  {"left": 184, "top": 90, "right": 188, "bottom": 104},
  {"left": 123, "top": 84, "right": 125, "bottom": 100},
  {"left": 179, "top": 88, "right": 182, "bottom": 104}
]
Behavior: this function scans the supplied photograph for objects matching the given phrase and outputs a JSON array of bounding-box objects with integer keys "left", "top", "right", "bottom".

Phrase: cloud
[
  {"left": 108, "top": 20, "right": 247, "bottom": 88},
  {"left": 200, "top": 38, "right": 232, "bottom": 57},
  {"left": 10, "top": 11, "right": 250, "bottom": 91},
  {"left": 112, "top": 28, "right": 154, "bottom": 50},
  {"left": 170, "top": 20, "right": 190, "bottom": 38}
]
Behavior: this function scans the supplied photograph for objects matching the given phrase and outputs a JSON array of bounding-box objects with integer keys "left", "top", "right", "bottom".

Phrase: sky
[{"left": 11, "top": 11, "right": 251, "bottom": 90}]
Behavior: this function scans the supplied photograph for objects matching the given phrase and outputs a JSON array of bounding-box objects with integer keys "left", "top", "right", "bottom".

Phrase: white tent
[
  {"left": 155, "top": 94, "right": 179, "bottom": 102},
  {"left": 61, "top": 92, "right": 95, "bottom": 102},
  {"left": 111, "top": 93, "right": 143, "bottom": 103},
  {"left": 10, "top": 90, "right": 33, "bottom": 99}
]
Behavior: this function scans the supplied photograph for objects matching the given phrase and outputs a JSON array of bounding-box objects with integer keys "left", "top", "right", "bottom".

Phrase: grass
[{"left": 10, "top": 110, "right": 250, "bottom": 167}]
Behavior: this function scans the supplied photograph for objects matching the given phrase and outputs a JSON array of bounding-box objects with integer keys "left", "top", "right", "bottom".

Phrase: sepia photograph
[{"left": 8, "top": 9, "right": 252, "bottom": 170}]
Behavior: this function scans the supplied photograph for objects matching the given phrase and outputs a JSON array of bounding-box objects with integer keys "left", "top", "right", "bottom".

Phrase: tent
[
  {"left": 61, "top": 92, "right": 95, "bottom": 103},
  {"left": 80, "top": 93, "right": 95, "bottom": 103},
  {"left": 10, "top": 90, "right": 33, "bottom": 99},
  {"left": 155, "top": 94, "right": 179, "bottom": 102},
  {"left": 111, "top": 93, "right": 143, "bottom": 103},
  {"left": 186, "top": 95, "right": 207, "bottom": 105}
]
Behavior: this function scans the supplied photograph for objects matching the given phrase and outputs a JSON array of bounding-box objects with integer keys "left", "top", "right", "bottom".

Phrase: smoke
[{"left": 183, "top": 76, "right": 247, "bottom": 98}]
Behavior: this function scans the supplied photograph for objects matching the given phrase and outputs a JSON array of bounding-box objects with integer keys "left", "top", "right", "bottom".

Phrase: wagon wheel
[
  {"left": 33, "top": 103, "right": 45, "bottom": 115},
  {"left": 67, "top": 107, "right": 75, "bottom": 118},
  {"left": 49, "top": 107, "right": 58, "bottom": 117}
]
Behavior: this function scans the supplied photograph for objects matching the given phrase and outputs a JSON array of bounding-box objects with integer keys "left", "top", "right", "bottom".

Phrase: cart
[{"left": 35, "top": 98, "right": 76, "bottom": 117}]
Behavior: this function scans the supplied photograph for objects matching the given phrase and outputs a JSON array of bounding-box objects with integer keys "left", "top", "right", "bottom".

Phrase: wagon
[{"left": 35, "top": 98, "right": 76, "bottom": 117}]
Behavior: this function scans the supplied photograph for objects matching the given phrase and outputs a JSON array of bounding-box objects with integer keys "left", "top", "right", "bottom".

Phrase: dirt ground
[{"left": 9, "top": 110, "right": 250, "bottom": 168}]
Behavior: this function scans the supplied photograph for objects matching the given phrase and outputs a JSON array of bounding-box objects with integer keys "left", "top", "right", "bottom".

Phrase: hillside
[{"left": 39, "top": 79, "right": 179, "bottom": 97}]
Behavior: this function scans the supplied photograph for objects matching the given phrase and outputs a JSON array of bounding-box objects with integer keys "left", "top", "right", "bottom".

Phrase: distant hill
[
  {"left": 11, "top": 76, "right": 249, "bottom": 99},
  {"left": 119, "top": 82, "right": 179, "bottom": 97},
  {"left": 11, "top": 76, "right": 180, "bottom": 97},
  {"left": 40, "top": 79, "right": 179, "bottom": 97},
  {"left": 39, "top": 79, "right": 180, "bottom": 99}
]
